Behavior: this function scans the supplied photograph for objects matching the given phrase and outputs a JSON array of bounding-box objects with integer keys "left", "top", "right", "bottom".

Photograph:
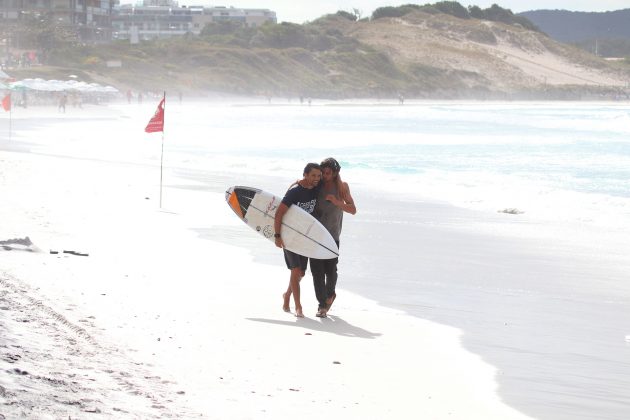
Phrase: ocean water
[
  {"left": 164, "top": 101, "right": 630, "bottom": 231},
  {"left": 7, "top": 100, "right": 630, "bottom": 419},
  {"left": 158, "top": 100, "right": 630, "bottom": 420}
]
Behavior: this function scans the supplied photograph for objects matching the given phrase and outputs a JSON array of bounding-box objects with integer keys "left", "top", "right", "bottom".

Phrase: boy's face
[
  {"left": 304, "top": 168, "right": 322, "bottom": 188},
  {"left": 321, "top": 167, "right": 335, "bottom": 182}
]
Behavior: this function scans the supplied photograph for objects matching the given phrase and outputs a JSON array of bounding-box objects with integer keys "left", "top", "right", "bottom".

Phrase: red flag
[
  {"left": 1, "top": 94, "right": 10, "bottom": 112},
  {"left": 145, "top": 98, "right": 165, "bottom": 133}
]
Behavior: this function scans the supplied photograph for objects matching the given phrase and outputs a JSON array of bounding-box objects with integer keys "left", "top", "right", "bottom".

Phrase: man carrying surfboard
[
  {"left": 310, "top": 158, "right": 356, "bottom": 318},
  {"left": 274, "top": 163, "right": 322, "bottom": 318}
]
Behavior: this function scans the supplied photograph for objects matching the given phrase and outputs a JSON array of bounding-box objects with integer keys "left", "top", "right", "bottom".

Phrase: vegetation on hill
[
  {"left": 371, "top": 2, "right": 539, "bottom": 31},
  {"left": 3, "top": 2, "right": 630, "bottom": 99}
]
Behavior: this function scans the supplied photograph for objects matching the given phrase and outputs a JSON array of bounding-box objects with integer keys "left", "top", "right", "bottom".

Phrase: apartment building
[
  {"left": 0, "top": 0, "right": 116, "bottom": 42},
  {"left": 1, "top": 1, "right": 276, "bottom": 43},
  {"left": 112, "top": 1, "right": 277, "bottom": 41}
]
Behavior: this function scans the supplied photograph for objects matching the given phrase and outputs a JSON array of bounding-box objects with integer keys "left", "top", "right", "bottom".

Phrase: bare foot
[
  {"left": 282, "top": 293, "right": 290, "bottom": 312},
  {"left": 325, "top": 293, "right": 337, "bottom": 311},
  {"left": 295, "top": 307, "right": 304, "bottom": 318}
]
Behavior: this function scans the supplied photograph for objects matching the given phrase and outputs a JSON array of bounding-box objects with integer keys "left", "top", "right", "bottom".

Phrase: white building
[{"left": 112, "top": 1, "right": 276, "bottom": 41}]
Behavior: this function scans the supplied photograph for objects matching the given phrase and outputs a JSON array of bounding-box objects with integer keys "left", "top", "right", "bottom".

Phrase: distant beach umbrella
[
  {"left": 8, "top": 81, "right": 29, "bottom": 91},
  {"left": 7, "top": 78, "right": 119, "bottom": 94}
]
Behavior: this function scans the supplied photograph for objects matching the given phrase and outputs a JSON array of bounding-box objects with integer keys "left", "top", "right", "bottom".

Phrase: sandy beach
[
  {"left": 0, "top": 103, "right": 542, "bottom": 419},
  {"left": 2, "top": 100, "right": 630, "bottom": 419}
]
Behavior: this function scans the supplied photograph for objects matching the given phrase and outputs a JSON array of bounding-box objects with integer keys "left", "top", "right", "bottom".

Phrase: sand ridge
[{"left": 346, "top": 11, "right": 628, "bottom": 91}]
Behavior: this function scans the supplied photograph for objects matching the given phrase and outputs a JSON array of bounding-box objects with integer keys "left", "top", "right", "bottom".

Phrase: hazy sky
[{"left": 187, "top": 1, "right": 630, "bottom": 23}]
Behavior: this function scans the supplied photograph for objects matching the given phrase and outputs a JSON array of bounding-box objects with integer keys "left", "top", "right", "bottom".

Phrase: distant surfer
[
  {"left": 310, "top": 158, "right": 356, "bottom": 317},
  {"left": 274, "top": 163, "right": 322, "bottom": 318}
]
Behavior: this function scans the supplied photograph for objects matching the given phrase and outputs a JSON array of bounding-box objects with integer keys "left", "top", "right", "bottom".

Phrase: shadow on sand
[{"left": 246, "top": 315, "right": 382, "bottom": 339}]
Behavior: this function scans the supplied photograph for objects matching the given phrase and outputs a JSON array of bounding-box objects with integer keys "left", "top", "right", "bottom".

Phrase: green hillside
[{"left": 4, "top": 4, "right": 630, "bottom": 99}]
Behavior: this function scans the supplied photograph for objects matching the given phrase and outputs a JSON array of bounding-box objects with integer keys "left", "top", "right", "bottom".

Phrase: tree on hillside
[
  {"left": 371, "top": 5, "right": 420, "bottom": 20},
  {"left": 468, "top": 5, "right": 484, "bottom": 19},
  {"left": 432, "top": 1, "right": 470, "bottom": 19},
  {"left": 335, "top": 10, "right": 358, "bottom": 21},
  {"left": 465, "top": 4, "right": 538, "bottom": 31},
  {"left": 483, "top": 4, "right": 514, "bottom": 24}
]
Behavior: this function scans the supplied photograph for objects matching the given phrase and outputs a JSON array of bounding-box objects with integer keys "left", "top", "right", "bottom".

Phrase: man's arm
[
  {"left": 274, "top": 202, "right": 290, "bottom": 248},
  {"left": 326, "top": 182, "right": 356, "bottom": 215}
]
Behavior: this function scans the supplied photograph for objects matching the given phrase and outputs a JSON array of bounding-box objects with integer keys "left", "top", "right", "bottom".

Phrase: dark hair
[
  {"left": 320, "top": 157, "right": 341, "bottom": 173},
  {"left": 303, "top": 162, "right": 321, "bottom": 175}
]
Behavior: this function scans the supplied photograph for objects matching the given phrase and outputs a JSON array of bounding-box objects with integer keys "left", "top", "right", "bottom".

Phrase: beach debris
[
  {"left": 83, "top": 407, "right": 101, "bottom": 414},
  {"left": 62, "top": 250, "right": 89, "bottom": 257},
  {"left": 305, "top": 332, "right": 312, "bottom": 335},
  {"left": 289, "top": 388, "right": 300, "bottom": 392},
  {"left": 498, "top": 208, "right": 524, "bottom": 215},
  {"left": 333, "top": 361, "right": 341, "bottom": 365},
  {"left": 0, "top": 236, "right": 33, "bottom": 246},
  {"left": 12, "top": 368, "right": 29, "bottom": 375},
  {"left": 0, "top": 236, "right": 38, "bottom": 252},
  {"left": 50, "top": 249, "right": 89, "bottom": 256}
]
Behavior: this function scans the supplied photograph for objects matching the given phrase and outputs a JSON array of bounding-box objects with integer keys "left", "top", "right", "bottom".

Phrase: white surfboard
[{"left": 225, "top": 186, "right": 339, "bottom": 259}]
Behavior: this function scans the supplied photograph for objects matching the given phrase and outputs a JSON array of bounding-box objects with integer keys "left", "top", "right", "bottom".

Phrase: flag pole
[
  {"left": 144, "top": 93, "right": 166, "bottom": 207},
  {"left": 159, "top": 91, "right": 165, "bottom": 208},
  {"left": 9, "top": 94, "right": 12, "bottom": 142}
]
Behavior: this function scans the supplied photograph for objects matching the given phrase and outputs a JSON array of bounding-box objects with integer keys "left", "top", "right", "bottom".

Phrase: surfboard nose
[
  {"left": 225, "top": 186, "right": 234, "bottom": 203},
  {"left": 225, "top": 186, "right": 246, "bottom": 219}
]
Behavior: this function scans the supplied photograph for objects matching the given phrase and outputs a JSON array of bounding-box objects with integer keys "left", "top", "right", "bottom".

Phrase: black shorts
[{"left": 284, "top": 249, "right": 308, "bottom": 272}]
